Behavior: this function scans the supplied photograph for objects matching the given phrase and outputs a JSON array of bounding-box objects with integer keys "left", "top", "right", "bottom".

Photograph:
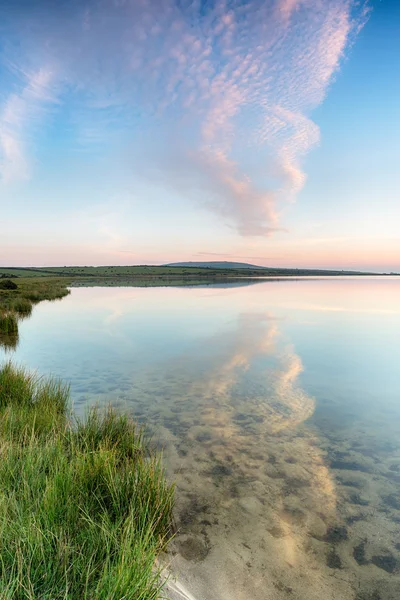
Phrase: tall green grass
[
  {"left": 0, "top": 362, "right": 174, "bottom": 600},
  {"left": 10, "top": 297, "right": 33, "bottom": 316},
  {"left": 0, "top": 313, "right": 18, "bottom": 335}
]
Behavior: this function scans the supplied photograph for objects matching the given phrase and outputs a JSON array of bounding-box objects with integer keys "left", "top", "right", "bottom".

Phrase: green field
[
  {"left": 1, "top": 265, "right": 258, "bottom": 278},
  {"left": 0, "top": 264, "right": 378, "bottom": 281}
]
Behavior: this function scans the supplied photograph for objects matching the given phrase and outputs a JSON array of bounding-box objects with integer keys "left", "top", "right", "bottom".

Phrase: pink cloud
[{"left": 0, "top": 0, "right": 370, "bottom": 233}]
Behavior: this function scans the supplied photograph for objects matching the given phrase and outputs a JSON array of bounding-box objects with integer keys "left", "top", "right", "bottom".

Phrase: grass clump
[
  {"left": 0, "top": 362, "right": 174, "bottom": 600},
  {"left": 0, "top": 363, "right": 69, "bottom": 438},
  {"left": 10, "top": 297, "right": 33, "bottom": 316},
  {"left": 0, "top": 313, "right": 18, "bottom": 335}
]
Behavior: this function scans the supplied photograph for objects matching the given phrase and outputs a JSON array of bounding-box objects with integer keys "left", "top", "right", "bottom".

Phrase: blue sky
[{"left": 1, "top": 0, "right": 399, "bottom": 271}]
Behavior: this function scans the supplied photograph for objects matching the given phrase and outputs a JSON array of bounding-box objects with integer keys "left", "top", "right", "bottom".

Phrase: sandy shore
[{"left": 165, "top": 578, "right": 200, "bottom": 600}]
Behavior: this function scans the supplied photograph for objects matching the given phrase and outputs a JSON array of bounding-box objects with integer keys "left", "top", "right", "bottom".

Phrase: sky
[{"left": 0, "top": 0, "right": 399, "bottom": 271}]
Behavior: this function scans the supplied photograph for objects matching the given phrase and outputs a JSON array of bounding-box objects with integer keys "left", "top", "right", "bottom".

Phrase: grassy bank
[
  {"left": 0, "top": 278, "right": 70, "bottom": 350},
  {"left": 0, "top": 277, "right": 70, "bottom": 309},
  {"left": 0, "top": 362, "right": 174, "bottom": 599}
]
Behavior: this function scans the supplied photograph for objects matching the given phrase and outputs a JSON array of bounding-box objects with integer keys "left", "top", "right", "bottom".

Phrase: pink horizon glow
[{"left": 1, "top": 238, "right": 399, "bottom": 272}]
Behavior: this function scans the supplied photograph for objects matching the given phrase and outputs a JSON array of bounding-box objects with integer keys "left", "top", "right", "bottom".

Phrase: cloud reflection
[{"left": 131, "top": 309, "right": 338, "bottom": 598}]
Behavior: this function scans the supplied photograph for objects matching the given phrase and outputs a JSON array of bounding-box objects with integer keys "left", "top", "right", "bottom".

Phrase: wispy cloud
[
  {"left": 0, "top": 68, "right": 55, "bottom": 182},
  {"left": 0, "top": 0, "right": 370, "bottom": 232}
]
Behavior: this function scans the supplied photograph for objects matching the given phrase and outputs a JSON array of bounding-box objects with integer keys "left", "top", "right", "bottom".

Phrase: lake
[{"left": 1, "top": 277, "right": 400, "bottom": 600}]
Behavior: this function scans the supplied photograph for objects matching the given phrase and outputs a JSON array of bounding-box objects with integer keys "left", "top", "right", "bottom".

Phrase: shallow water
[{"left": 2, "top": 278, "right": 400, "bottom": 600}]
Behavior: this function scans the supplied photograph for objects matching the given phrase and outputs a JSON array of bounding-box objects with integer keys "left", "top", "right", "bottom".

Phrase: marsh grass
[
  {"left": 0, "top": 362, "right": 174, "bottom": 600},
  {"left": 10, "top": 297, "right": 33, "bottom": 316},
  {"left": 0, "top": 278, "right": 70, "bottom": 309},
  {"left": 0, "top": 313, "right": 18, "bottom": 335},
  {"left": 21, "top": 283, "right": 70, "bottom": 303}
]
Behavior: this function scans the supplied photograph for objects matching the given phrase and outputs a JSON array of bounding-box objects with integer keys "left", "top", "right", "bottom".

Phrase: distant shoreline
[{"left": 1, "top": 264, "right": 395, "bottom": 283}]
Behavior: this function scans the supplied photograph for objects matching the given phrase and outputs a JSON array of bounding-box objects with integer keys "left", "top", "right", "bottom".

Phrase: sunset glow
[{"left": 1, "top": 0, "right": 399, "bottom": 271}]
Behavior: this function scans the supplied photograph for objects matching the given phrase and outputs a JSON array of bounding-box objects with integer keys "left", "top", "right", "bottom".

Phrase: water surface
[{"left": 2, "top": 278, "right": 400, "bottom": 600}]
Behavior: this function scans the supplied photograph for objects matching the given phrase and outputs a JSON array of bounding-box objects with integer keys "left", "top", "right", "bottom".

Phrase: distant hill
[
  {"left": 163, "top": 261, "right": 381, "bottom": 276},
  {"left": 164, "top": 261, "right": 266, "bottom": 269}
]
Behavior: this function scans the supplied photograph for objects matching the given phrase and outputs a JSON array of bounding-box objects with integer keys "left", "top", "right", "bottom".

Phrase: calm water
[{"left": 2, "top": 278, "right": 400, "bottom": 600}]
